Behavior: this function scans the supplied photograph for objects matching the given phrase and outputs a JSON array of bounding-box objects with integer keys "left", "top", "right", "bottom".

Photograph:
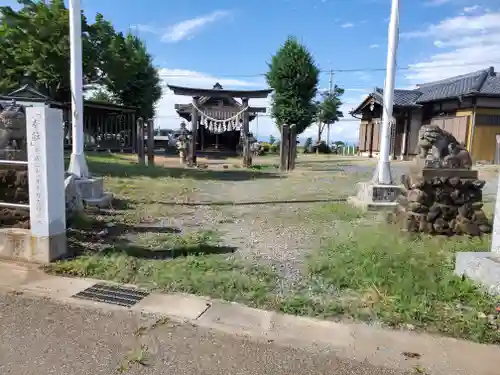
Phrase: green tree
[
  {"left": 86, "top": 88, "right": 117, "bottom": 103},
  {"left": 315, "top": 86, "right": 344, "bottom": 144},
  {"left": 0, "top": 0, "right": 94, "bottom": 100},
  {"left": 266, "top": 36, "right": 319, "bottom": 134},
  {"left": 0, "top": 1, "right": 162, "bottom": 119},
  {"left": 266, "top": 36, "right": 319, "bottom": 169},
  {"left": 269, "top": 135, "right": 276, "bottom": 145},
  {"left": 107, "top": 33, "right": 162, "bottom": 119}
]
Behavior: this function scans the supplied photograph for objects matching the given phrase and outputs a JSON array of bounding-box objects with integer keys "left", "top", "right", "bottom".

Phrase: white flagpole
[
  {"left": 67, "top": 0, "right": 89, "bottom": 178},
  {"left": 374, "top": 0, "right": 400, "bottom": 184}
]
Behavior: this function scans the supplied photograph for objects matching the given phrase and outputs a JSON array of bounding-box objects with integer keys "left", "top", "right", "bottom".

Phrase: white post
[
  {"left": 374, "top": 0, "right": 400, "bottom": 184},
  {"left": 67, "top": 0, "right": 89, "bottom": 178},
  {"left": 26, "top": 106, "right": 67, "bottom": 263}
]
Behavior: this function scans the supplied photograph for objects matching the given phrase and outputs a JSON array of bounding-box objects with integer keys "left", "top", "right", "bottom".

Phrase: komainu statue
[
  {"left": 416, "top": 124, "right": 472, "bottom": 169},
  {"left": 0, "top": 100, "right": 27, "bottom": 155}
]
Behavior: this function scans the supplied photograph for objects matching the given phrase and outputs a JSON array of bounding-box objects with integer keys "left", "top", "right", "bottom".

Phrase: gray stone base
[
  {"left": 74, "top": 177, "right": 113, "bottom": 208},
  {"left": 347, "top": 196, "right": 399, "bottom": 211},
  {"left": 455, "top": 252, "right": 500, "bottom": 295},
  {"left": 348, "top": 181, "right": 402, "bottom": 211},
  {"left": 0, "top": 228, "right": 67, "bottom": 263},
  {"left": 83, "top": 192, "right": 114, "bottom": 208}
]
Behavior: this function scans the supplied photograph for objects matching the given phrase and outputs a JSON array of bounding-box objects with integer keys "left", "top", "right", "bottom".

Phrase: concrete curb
[{"left": 1, "top": 260, "right": 499, "bottom": 375}]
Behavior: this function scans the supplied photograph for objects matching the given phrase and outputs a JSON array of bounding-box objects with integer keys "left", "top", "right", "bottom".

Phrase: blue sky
[{"left": 7, "top": 0, "right": 500, "bottom": 142}]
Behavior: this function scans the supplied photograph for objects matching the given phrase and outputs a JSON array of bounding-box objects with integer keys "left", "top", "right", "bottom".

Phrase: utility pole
[
  {"left": 374, "top": 0, "right": 400, "bottom": 184},
  {"left": 327, "top": 69, "right": 333, "bottom": 146}
]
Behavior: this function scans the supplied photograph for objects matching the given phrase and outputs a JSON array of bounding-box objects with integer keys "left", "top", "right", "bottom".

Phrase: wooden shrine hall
[{"left": 169, "top": 83, "right": 271, "bottom": 166}]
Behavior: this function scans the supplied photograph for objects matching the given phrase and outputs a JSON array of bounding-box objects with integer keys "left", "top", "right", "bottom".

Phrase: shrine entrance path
[
  {"left": 65, "top": 153, "right": 499, "bottom": 288},
  {"left": 64, "top": 153, "right": 394, "bottom": 288},
  {"left": 185, "top": 158, "right": 372, "bottom": 285}
]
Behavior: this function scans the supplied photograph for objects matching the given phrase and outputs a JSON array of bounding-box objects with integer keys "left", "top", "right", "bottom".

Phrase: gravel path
[
  {"left": 151, "top": 157, "right": 500, "bottom": 289},
  {"left": 158, "top": 158, "right": 380, "bottom": 287}
]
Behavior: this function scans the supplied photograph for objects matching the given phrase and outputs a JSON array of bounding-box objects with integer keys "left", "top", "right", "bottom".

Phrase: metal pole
[
  {"left": 327, "top": 70, "right": 333, "bottom": 147},
  {"left": 374, "top": 0, "right": 400, "bottom": 184},
  {"left": 67, "top": 0, "right": 89, "bottom": 178}
]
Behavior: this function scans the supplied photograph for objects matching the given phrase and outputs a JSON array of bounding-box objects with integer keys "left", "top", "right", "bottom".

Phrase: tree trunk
[
  {"left": 288, "top": 126, "right": 297, "bottom": 170},
  {"left": 280, "top": 124, "right": 290, "bottom": 172},
  {"left": 146, "top": 118, "right": 155, "bottom": 167},
  {"left": 316, "top": 122, "right": 324, "bottom": 155},
  {"left": 137, "top": 117, "right": 145, "bottom": 166},
  {"left": 317, "top": 122, "right": 322, "bottom": 144}
]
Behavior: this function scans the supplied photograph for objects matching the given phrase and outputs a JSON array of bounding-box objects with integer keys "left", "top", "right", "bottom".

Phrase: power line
[
  {"left": 154, "top": 114, "right": 360, "bottom": 122},
  {"left": 158, "top": 60, "right": 500, "bottom": 79}
]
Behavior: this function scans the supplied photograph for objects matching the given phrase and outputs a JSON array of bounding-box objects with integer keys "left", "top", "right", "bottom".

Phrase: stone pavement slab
[{"left": 133, "top": 292, "right": 211, "bottom": 320}]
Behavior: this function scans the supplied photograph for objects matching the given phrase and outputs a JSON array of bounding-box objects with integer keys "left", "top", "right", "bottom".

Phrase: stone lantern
[{"left": 176, "top": 121, "right": 190, "bottom": 164}]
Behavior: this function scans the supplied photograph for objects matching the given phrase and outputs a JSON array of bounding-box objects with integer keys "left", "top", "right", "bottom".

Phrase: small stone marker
[
  {"left": 455, "top": 162, "right": 500, "bottom": 294},
  {"left": 26, "top": 106, "right": 67, "bottom": 262},
  {"left": 491, "top": 169, "right": 500, "bottom": 255}
]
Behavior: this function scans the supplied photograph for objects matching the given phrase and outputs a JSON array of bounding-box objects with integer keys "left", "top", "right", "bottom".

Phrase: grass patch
[
  {"left": 132, "top": 230, "right": 221, "bottom": 251},
  {"left": 310, "top": 202, "right": 365, "bottom": 222},
  {"left": 47, "top": 253, "right": 278, "bottom": 308},
  {"left": 117, "top": 345, "right": 149, "bottom": 372},
  {"left": 47, "top": 229, "right": 278, "bottom": 308},
  {"left": 279, "top": 224, "right": 500, "bottom": 344},
  {"left": 248, "top": 164, "right": 278, "bottom": 171}
]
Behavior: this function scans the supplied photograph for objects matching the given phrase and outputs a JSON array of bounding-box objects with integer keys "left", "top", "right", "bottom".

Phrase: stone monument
[
  {"left": 393, "top": 124, "right": 490, "bottom": 236},
  {"left": 0, "top": 105, "right": 68, "bottom": 263}
]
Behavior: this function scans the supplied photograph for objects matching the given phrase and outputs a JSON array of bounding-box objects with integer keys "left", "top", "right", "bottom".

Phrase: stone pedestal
[
  {"left": 348, "top": 181, "right": 401, "bottom": 211},
  {"left": 398, "top": 168, "right": 490, "bottom": 235},
  {"left": 73, "top": 176, "right": 113, "bottom": 208}
]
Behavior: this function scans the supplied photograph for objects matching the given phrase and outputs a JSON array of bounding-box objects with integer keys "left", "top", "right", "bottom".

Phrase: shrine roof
[{"left": 167, "top": 83, "right": 272, "bottom": 99}]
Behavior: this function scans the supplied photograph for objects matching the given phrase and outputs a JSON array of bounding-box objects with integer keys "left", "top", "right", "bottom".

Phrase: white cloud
[
  {"left": 463, "top": 5, "right": 480, "bottom": 12},
  {"left": 131, "top": 24, "right": 161, "bottom": 35},
  {"left": 341, "top": 23, "right": 354, "bottom": 28},
  {"left": 424, "top": 0, "right": 452, "bottom": 6},
  {"left": 403, "top": 11, "right": 500, "bottom": 83},
  {"left": 161, "top": 11, "right": 230, "bottom": 43},
  {"left": 300, "top": 92, "right": 368, "bottom": 143},
  {"left": 369, "top": 44, "right": 380, "bottom": 49}
]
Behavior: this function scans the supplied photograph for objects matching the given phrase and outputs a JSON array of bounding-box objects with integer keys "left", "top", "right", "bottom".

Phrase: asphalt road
[{"left": 0, "top": 293, "right": 407, "bottom": 375}]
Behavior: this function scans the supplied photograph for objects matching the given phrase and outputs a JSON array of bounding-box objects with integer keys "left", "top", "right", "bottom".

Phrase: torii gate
[{"left": 167, "top": 84, "right": 272, "bottom": 167}]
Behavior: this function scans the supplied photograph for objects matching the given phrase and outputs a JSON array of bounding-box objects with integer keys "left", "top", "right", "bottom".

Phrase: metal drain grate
[{"left": 72, "top": 283, "right": 150, "bottom": 307}]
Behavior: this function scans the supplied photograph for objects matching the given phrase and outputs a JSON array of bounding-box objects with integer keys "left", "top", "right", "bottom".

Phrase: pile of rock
[{"left": 398, "top": 173, "right": 491, "bottom": 236}]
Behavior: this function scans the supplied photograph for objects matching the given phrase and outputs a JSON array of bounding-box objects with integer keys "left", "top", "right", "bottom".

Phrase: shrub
[
  {"left": 303, "top": 137, "right": 313, "bottom": 153},
  {"left": 270, "top": 141, "right": 280, "bottom": 153},
  {"left": 313, "top": 141, "right": 331, "bottom": 154},
  {"left": 260, "top": 142, "right": 271, "bottom": 153}
]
